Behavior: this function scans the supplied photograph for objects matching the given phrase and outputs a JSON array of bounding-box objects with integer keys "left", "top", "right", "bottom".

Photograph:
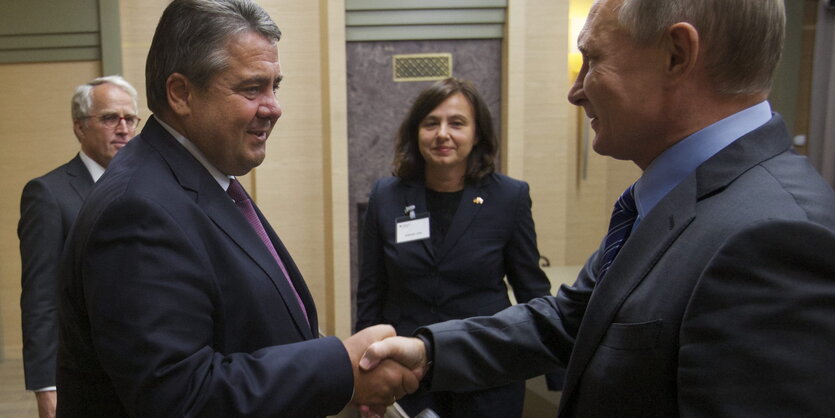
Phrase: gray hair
[
  {"left": 616, "top": 0, "right": 785, "bottom": 96},
  {"left": 71, "top": 75, "right": 139, "bottom": 121},
  {"left": 145, "top": 0, "right": 281, "bottom": 114}
]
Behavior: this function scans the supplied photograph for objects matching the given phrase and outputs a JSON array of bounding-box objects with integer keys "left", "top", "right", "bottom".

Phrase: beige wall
[{"left": 505, "top": 0, "right": 640, "bottom": 270}]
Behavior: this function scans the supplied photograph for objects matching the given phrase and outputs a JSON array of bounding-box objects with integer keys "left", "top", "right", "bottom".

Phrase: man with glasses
[{"left": 18, "top": 75, "right": 139, "bottom": 418}]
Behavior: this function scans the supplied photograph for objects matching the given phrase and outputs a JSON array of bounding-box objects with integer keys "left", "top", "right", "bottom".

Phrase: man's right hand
[
  {"left": 35, "top": 390, "right": 57, "bottom": 418},
  {"left": 359, "top": 336, "right": 428, "bottom": 379}
]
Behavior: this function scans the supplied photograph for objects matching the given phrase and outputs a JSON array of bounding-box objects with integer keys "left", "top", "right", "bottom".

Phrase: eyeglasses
[{"left": 83, "top": 113, "right": 141, "bottom": 129}]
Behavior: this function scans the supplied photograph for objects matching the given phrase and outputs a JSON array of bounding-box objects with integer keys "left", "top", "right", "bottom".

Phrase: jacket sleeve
[
  {"left": 420, "top": 249, "right": 599, "bottom": 392},
  {"left": 678, "top": 220, "right": 835, "bottom": 417},
  {"left": 18, "top": 179, "right": 62, "bottom": 390},
  {"left": 504, "top": 181, "right": 552, "bottom": 303},
  {"left": 422, "top": 294, "right": 581, "bottom": 392},
  {"left": 355, "top": 180, "right": 388, "bottom": 331}
]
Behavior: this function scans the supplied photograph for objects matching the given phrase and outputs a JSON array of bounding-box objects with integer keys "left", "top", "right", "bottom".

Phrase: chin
[
  {"left": 224, "top": 159, "right": 261, "bottom": 177},
  {"left": 591, "top": 136, "right": 607, "bottom": 157},
  {"left": 247, "top": 156, "right": 266, "bottom": 171}
]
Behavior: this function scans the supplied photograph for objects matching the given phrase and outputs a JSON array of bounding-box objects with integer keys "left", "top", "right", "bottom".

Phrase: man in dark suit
[
  {"left": 56, "top": 1, "right": 418, "bottom": 417},
  {"left": 359, "top": 0, "right": 835, "bottom": 416},
  {"left": 19, "top": 75, "right": 139, "bottom": 418}
]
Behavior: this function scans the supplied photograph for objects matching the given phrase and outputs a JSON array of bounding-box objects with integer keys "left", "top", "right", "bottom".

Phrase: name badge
[{"left": 396, "top": 214, "right": 430, "bottom": 243}]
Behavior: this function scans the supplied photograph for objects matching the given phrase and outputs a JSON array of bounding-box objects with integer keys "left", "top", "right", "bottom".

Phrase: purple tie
[
  {"left": 599, "top": 184, "right": 638, "bottom": 280},
  {"left": 227, "top": 178, "right": 308, "bottom": 324}
]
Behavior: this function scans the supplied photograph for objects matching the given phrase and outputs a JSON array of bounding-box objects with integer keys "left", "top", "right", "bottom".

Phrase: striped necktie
[{"left": 599, "top": 184, "right": 638, "bottom": 280}]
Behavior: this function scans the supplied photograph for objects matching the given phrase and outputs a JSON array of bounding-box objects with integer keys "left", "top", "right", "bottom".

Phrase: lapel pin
[{"left": 473, "top": 197, "right": 484, "bottom": 205}]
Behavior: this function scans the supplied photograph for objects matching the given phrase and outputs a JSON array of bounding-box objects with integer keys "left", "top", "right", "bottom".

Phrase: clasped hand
[{"left": 342, "top": 325, "right": 429, "bottom": 416}]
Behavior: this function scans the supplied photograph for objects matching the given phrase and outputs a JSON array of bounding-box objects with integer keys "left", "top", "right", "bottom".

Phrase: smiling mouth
[
  {"left": 248, "top": 120, "right": 272, "bottom": 140},
  {"left": 248, "top": 130, "right": 269, "bottom": 140}
]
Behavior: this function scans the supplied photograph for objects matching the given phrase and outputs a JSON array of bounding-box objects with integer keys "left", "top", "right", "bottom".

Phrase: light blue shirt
[{"left": 633, "top": 101, "right": 773, "bottom": 228}]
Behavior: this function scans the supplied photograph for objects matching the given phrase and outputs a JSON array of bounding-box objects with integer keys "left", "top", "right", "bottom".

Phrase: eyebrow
[
  {"left": 99, "top": 110, "right": 139, "bottom": 117},
  {"left": 422, "top": 113, "right": 470, "bottom": 121},
  {"left": 237, "top": 74, "right": 283, "bottom": 87}
]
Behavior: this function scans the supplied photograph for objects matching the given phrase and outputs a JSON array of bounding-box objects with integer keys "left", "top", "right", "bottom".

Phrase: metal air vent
[{"left": 393, "top": 53, "right": 452, "bottom": 82}]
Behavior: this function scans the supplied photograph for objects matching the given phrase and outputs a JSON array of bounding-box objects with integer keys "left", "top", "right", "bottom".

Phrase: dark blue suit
[
  {"left": 419, "top": 115, "right": 835, "bottom": 417},
  {"left": 19, "top": 154, "right": 93, "bottom": 390},
  {"left": 356, "top": 173, "right": 552, "bottom": 416},
  {"left": 57, "top": 117, "right": 352, "bottom": 417}
]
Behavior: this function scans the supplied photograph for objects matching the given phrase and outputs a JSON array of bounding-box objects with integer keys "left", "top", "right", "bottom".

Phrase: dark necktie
[
  {"left": 227, "top": 178, "right": 309, "bottom": 324},
  {"left": 599, "top": 184, "right": 638, "bottom": 280}
]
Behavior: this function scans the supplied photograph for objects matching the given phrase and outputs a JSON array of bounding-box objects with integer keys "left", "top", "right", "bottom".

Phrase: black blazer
[
  {"left": 57, "top": 117, "right": 353, "bottom": 417},
  {"left": 421, "top": 114, "right": 835, "bottom": 417},
  {"left": 355, "top": 173, "right": 552, "bottom": 336},
  {"left": 19, "top": 154, "right": 93, "bottom": 390}
]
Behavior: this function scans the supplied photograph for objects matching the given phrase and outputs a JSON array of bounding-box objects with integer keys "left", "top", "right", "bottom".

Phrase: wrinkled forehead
[
  {"left": 578, "top": 0, "right": 626, "bottom": 47},
  {"left": 90, "top": 84, "right": 138, "bottom": 114}
]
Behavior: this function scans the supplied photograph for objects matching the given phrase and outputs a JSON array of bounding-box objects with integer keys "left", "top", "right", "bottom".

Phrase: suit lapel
[
  {"left": 558, "top": 177, "right": 696, "bottom": 411},
  {"left": 66, "top": 154, "right": 93, "bottom": 200},
  {"left": 403, "top": 180, "right": 434, "bottom": 261},
  {"left": 254, "top": 205, "right": 317, "bottom": 338},
  {"left": 201, "top": 179, "right": 313, "bottom": 337},
  {"left": 435, "top": 181, "right": 485, "bottom": 264},
  {"left": 141, "top": 118, "right": 313, "bottom": 339}
]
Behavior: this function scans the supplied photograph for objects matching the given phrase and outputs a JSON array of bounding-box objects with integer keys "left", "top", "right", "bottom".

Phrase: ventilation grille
[{"left": 393, "top": 53, "right": 452, "bottom": 82}]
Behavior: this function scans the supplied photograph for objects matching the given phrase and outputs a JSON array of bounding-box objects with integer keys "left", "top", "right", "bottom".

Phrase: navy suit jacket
[
  {"left": 57, "top": 117, "right": 352, "bottom": 417},
  {"left": 355, "top": 173, "right": 552, "bottom": 336},
  {"left": 420, "top": 114, "right": 835, "bottom": 417},
  {"left": 19, "top": 154, "right": 93, "bottom": 390}
]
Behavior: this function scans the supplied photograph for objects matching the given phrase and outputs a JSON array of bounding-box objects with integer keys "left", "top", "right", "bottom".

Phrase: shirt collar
[
  {"left": 78, "top": 150, "right": 106, "bottom": 182},
  {"left": 633, "top": 101, "right": 772, "bottom": 225},
  {"left": 154, "top": 115, "right": 232, "bottom": 191}
]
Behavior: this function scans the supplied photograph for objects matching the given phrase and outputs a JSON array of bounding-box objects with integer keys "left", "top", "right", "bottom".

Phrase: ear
[
  {"left": 663, "top": 22, "right": 700, "bottom": 84},
  {"left": 72, "top": 119, "right": 86, "bottom": 141},
  {"left": 166, "top": 73, "right": 192, "bottom": 117}
]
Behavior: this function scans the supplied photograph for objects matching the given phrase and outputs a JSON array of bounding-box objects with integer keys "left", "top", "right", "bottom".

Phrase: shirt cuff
[{"left": 414, "top": 330, "right": 435, "bottom": 389}]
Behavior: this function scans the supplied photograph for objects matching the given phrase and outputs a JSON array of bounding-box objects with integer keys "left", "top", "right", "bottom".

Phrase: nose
[
  {"left": 258, "top": 93, "right": 282, "bottom": 121},
  {"left": 114, "top": 118, "right": 129, "bottom": 134},
  {"left": 567, "top": 64, "right": 587, "bottom": 106},
  {"left": 437, "top": 123, "right": 451, "bottom": 140}
]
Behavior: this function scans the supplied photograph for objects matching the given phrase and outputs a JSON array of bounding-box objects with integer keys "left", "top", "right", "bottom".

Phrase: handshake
[{"left": 342, "top": 325, "right": 430, "bottom": 416}]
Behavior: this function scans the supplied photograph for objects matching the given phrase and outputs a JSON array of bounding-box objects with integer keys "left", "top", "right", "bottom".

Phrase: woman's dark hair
[{"left": 393, "top": 77, "right": 497, "bottom": 183}]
